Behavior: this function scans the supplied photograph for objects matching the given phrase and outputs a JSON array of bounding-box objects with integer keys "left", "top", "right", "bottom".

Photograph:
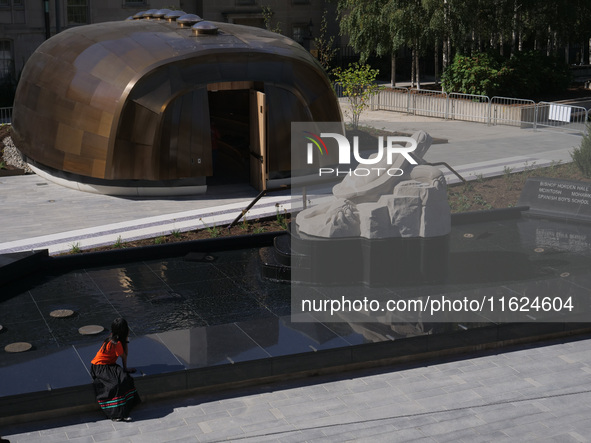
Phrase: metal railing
[
  {"left": 370, "top": 86, "right": 409, "bottom": 112},
  {"left": 447, "top": 92, "right": 490, "bottom": 124},
  {"left": 409, "top": 89, "right": 448, "bottom": 118},
  {"left": 489, "top": 96, "right": 536, "bottom": 128},
  {"left": 535, "top": 101, "right": 589, "bottom": 134},
  {"left": 333, "top": 82, "right": 346, "bottom": 98},
  {"left": 0, "top": 107, "right": 12, "bottom": 124},
  {"left": 2, "top": 88, "right": 591, "bottom": 134},
  {"left": 368, "top": 87, "right": 589, "bottom": 134}
]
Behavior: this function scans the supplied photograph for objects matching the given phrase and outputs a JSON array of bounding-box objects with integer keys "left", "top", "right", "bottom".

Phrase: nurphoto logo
[{"left": 303, "top": 131, "right": 418, "bottom": 177}]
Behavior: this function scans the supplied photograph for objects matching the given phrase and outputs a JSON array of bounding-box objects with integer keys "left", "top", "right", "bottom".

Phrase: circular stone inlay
[
  {"left": 534, "top": 247, "right": 545, "bottom": 253},
  {"left": 463, "top": 233, "right": 474, "bottom": 238},
  {"left": 79, "top": 325, "right": 105, "bottom": 336},
  {"left": 5, "top": 342, "right": 32, "bottom": 353},
  {"left": 560, "top": 272, "right": 570, "bottom": 278},
  {"left": 50, "top": 309, "right": 75, "bottom": 318}
]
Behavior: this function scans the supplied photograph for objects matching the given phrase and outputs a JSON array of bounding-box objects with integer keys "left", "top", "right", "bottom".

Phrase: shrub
[
  {"left": 571, "top": 125, "right": 591, "bottom": 178},
  {"left": 333, "top": 62, "right": 383, "bottom": 129},
  {"left": 504, "top": 51, "right": 571, "bottom": 97},
  {"left": 441, "top": 53, "right": 509, "bottom": 96},
  {"left": 442, "top": 51, "right": 571, "bottom": 98}
]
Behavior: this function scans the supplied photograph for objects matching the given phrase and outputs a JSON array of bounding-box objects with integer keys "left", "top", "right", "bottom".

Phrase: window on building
[
  {"left": 0, "top": 0, "right": 24, "bottom": 8},
  {"left": 292, "top": 24, "right": 310, "bottom": 45},
  {"left": 67, "top": 0, "right": 88, "bottom": 25},
  {"left": 0, "top": 41, "right": 14, "bottom": 79},
  {"left": 123, "top": 0, "right": 147, "bottom": 5}
]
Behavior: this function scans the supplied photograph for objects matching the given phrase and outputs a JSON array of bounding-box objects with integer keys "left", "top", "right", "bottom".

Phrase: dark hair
[
  {"left": 110, "top": 318, "right": 129, "bottom": 343},
  {"left": 101, "top": 317, "right": 129, "bottom": 348}
]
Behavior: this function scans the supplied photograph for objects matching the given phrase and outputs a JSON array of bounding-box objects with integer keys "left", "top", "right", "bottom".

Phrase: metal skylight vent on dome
[
  {"left": 191, "top": 21, "right": 219, "bottom": 36},
  {"left": 164, "top": 10, "right": 186, "bottom": 22},
  {"left": 142, "top": 9, "right": 160, "bottom": 19},
  {"left": 153, "top": 9, "right": 172, "bottom": 19},
  {"left": 177, "top": 14, "right": 203, "bottom": 27}
]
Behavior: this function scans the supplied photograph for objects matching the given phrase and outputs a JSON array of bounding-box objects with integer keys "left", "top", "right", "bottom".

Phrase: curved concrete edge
[
  {"left": 1, "top": 323, "right": 590, "bottom": 427},
  {"left": 28, "top": 164, "right": 207, "bottom": 197}
]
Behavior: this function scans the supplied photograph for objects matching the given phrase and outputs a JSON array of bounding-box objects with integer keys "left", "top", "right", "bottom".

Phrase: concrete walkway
[
  {"left": 3, "top": 335, "right": 591, "bottom": 442},
  {"left": 0, "top": 105, "right": 582, "bottom": 254},
  {"left": 2, "top": 106, "right": 591, "bottom": 442}
]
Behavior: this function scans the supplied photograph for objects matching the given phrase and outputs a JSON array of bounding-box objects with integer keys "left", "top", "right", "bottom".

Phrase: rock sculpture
[{"left": 295, "top": 130, "right": 451, "bottom": 241}]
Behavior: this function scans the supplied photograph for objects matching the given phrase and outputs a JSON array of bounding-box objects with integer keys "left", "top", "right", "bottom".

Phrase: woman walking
[{"left": 90, "top": 318, "right": 141, "bottom": 421}]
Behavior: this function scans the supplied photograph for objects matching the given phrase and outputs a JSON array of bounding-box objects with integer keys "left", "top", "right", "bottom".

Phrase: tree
[
  {"left": 333, "top": 63, "right": 384, "bottom": 129},
  {"left": 338, "top": 0, "right": 402, "bottom": 86},
  {"left": 314, "top": 9, "right": 338, "bottom": 73},
  {"left": 338, "top": 0, "right": 591, "bottom": 89},
  {"left": 338, "top": 0, "right": 434, "bottom": 87}
]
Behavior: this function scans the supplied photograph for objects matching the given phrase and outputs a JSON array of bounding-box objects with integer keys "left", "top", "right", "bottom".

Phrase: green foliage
[
  {"left": 333, "top": 63, "right": 384, "bottom": 129},
  {"left": 275, "top": 206, "right": 288, "bottom": 230},
  {"left": 154, "top": 236, "right": 165, "bottom": 245},
  {"left": 200, "top": 218, "right": 221, "bottom": 238},
  {"left": 313, "top": 9, "right": 338, "bottom": 73},
  {"left": 338, "top": 0, "right": 395, "bottom": 61},
  {"left": 114, "top": 235, "right": 125, "bottom": 248},
  {"left": 442, "top": 51, "right": 571, "bottom": 98},
  {"left": 240, "top": 214, "right": 249, "bottom": 231},
  {"left": 170, "top": 229, "right": 181, "bottom": 238},
  {"left": 70, "top": 242, "right": 81, "bottom": 254},
  {"left": 441, "top": 53, "right": 510, "bottom": 96},
  {"left": 262, "top": 6, "right": 281, "bottom": 34},
  {"left": 504, "top": 52, "right": 571, "bottom": 97},
  {"left": 571, "top": 125, "right": 591, "bottom": 178}
]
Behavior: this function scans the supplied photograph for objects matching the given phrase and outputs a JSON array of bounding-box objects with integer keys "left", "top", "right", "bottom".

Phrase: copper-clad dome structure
[{"left": 12, "top": 19, "right": 341, "bottom": 195}]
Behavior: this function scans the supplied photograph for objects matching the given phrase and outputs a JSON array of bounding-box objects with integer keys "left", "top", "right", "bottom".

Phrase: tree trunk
[
  {"left": 411, "top": 47, "right": 416, "bottom": 88},
  {"left": 442, "top": 0, "right": 449, "bottom": 70},
  {"left": 390, "top": 53, "right": 396, "bottom": 87},
  {"left": 511, "top": 0, "right": 518, "bottom": 57},
  {"left": 565, "top": 42, "right": 569, "bottom": 64},
  {"left": 415, "top": 40, "right": 421, "bottom": 89},
  {"left": 442, "top": 38, "right": 448, "bottom": 71},
  {"left": 434, "top": 42, "right": 439, "bottom": 85}
]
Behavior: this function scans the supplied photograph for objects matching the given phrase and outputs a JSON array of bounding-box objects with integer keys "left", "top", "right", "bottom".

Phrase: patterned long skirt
[{"left": 90, "top": 364, "right": 141, "bottom": 420}]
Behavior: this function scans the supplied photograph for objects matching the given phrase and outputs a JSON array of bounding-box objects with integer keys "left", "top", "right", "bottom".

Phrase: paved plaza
[
  {"left": 3, "top": 335, "right": 591, "bottom": 442},
  {"left": 1, "top": 106, "right": 591, "bottom": 442},
  {"left": 0, "top": 102, "right": 582, "bottom": 255}
]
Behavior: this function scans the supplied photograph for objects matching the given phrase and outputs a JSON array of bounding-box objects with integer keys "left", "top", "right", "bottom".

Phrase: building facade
[{"left": 0, "top": 0, "right": 338, "bottom": 89}]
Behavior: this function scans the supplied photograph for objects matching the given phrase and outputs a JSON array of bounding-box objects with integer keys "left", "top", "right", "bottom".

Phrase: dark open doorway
[{"left": 208, "top": 89, "right": 251, "bottom": 186}]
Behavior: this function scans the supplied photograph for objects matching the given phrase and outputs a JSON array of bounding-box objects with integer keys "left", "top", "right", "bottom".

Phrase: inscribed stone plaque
[{"left": 518, "top": 178, "right": 591, "bottom": 223}]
